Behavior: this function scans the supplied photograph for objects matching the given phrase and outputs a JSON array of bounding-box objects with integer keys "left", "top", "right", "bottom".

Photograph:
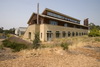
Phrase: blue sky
[{"left": 0, "top": 0, "right": 100, "bottom": 29}]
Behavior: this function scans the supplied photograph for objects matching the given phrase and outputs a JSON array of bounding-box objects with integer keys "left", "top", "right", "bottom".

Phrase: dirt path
[{"left": 0, "top": 39, "right": 19, "bottom": 61}]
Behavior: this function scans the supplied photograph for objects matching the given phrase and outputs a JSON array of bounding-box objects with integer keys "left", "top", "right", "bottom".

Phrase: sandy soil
[{"left": 0, "top": 38, "right": 100, "bottom": 67}]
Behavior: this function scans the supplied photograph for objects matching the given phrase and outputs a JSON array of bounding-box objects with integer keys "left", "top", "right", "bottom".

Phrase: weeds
[
  {"left": 0, "top": 45, "right": 4, "bottom": 49},
  {"left": 33, "top": 32, "right": 40, "bottom": 49},
  {"left": 61, "top": 43, "right": 69, "bottom": 50},
  {"left": 2, "top": 39, "right": 27, "bottom": 52},
  {"left": 95, "top": 38, "right": 100, "bottom": 42}
]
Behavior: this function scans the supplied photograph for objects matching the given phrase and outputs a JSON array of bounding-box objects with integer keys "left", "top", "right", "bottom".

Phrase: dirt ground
[{"left": 0, "top": 37, "right": 100, "bottom": 67}]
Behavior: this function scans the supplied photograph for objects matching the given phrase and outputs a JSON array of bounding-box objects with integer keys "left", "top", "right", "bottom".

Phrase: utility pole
[{"left": 37, "top": 3, "right": 39, "bottom": 24}]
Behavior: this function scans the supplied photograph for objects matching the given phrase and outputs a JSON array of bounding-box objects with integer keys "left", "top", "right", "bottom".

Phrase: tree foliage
[
  {"left": 33, "top": 32, "right": 40, "bottom": 49},
  {"left": 88, "top": 23, "right": 100, "bottom": 37},
  {"left": 2, "top": 39, "right": 27, "bottom": 52},
  {"left": 0, "top": 27, "right": 3, "bottom": 33},
  {"left": 0, "top": 27, "right": 15, "bottom": 34}
]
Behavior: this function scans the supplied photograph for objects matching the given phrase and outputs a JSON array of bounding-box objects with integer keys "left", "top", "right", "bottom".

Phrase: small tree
[
  {"left": 33, "top": 32, "right": 40, "bottom": 49},
  {"left": 88, "top": 26, "right": 100, "bottom": 37},
  {"left": 61, "top": 43, "right": 69, "bottom": 50},
  {"left": 0, "top": 27, "right": 3, "bottom": 33}
]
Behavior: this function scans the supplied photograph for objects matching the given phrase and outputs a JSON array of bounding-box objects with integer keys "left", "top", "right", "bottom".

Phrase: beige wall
[
  {"left": 23, "top": 24, "right": 40, "bottom": 41},
  {"left": 40, "top": 24, "right": 45, "bottom": 41},
  {"left": 23, "top": 24, "right": 88, "bottom": 42},
  {"left": 41, "top": 24, "right": 88, "bottom": 41}
]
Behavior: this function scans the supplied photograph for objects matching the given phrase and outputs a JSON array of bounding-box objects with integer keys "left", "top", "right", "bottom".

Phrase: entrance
[{"left": 47, "top": 31, "right": 52, "bottom": 41}]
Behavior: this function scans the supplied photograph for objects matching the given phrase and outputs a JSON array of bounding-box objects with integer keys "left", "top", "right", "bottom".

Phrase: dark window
[
  {"left": 56, "top": 31, "right": 60, "bottom": 38},
  {"left": 64, "top": 23, "right": 67, "bottom": 27},
  {"left": 47, "top": 31, "right": 52, "bottom": 33},
  {"left": 50, "top": 20, "right": 58, "bottom": 25},
  {"left": 79, "top": 33, "right": 81, "bottom": 36},
  {"left": 47, "top": 31, "right": 52, "bottom": 38},
  {"left": 62, "top": 31, "right": 66, "bottom": 37},
  {"left": 29, "top": 32, "right": 31, "bottom": 39},
  {"left": 82, "top": 32, "right": 84, "bottom": 35},
  {"left": 76, "top": 32, "right": 78, "bottom": 36},
  {"left": 72, "top": 32, "right": 75, "bottom": 36},
  {"left": 41, "top": 33, "right": 42, "bottom": 38},
  {"left": 68, "top": 31, "right": 71, "bottom": 37}
]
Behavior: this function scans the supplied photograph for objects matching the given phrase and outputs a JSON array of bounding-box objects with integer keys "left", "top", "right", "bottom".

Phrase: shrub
[
  {"left": 0, "top": 45, "right": 4, "bottom": 49},
  {"left": 2, "top": 39, "right": 11, "bottom": 47},
  {"left": 2, "top": 39, "right": 27, "bottom": 52},
  {"left": 33, "top": 32, "right": 40, "bottom": 49},
  {"left": 61, "top": 43, "right": 69, "bottom": 50},
  {"left": 88, "top": 27, "right": 100, "bottom": 37}
]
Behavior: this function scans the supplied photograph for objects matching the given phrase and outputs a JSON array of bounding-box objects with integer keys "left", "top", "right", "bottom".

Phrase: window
[
  {"left": 62, "top": 31, "right": 66, "bottom": 37},
  {"left": 79, "top": 33, "right": 81, "bottom": 36},
  {"left": 47, "top": 31, "right": 52, "bottom": 41},
  {"left": 82, "top": 32, "right": 83, "bottom": 35},
  {"left": 47, "top": 12, "right": 80, "bottom": 24},
  {"left": 41, "top": 33, "right": 42, "bottom": 38},
  {"left": 50, "top": 20, "right": 58, "bottom": 25},
  {"left": 47, "top": 31, "right": 52, "bottom": 34},
  {"left": 68, "top": 31, "right": 71, "bottom": 37},
  {"left": 64, "top": 23, "right": 67, "bottom": 27},
  {"left": 29, "top": 32, "right": 31, "bottom": 39},
  {"left": 76, "top": 32, "right": 78, "bottom": 36},
  {"left": 72, "top": 32, "right": 75, "bottom": 36},
  {"left": 56, "top": 31, "right": 60, "bottom": 38}
]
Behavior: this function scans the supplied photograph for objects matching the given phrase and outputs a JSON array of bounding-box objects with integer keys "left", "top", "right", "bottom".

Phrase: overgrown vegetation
[
  {"left": 33, "top": 32, "right": 40, "bottom": 49},
  {"left": 88, "top": 26, "right": 100, "bottom": 37},
  {"left": 0, "top": 45, "right": 4, "bottom": 49},
  {"left": 61, "top": 43, "right": 69, "bottom": 50},
  {"left": 88, "top": 23, "right": 100, "bottom": 37},
  {"left": 0, "top": 27, "right": 15, "bottom": 39},
  {"left": 0, "top": 27, "right": 15, "bottom": 34},
  {"left": 2, "top": 39, "right": 27, "bottom": 52}
]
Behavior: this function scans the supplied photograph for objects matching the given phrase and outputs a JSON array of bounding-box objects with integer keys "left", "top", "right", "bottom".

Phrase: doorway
[{"left": 47, "top": 31, "right": 52, "bottom": 41}]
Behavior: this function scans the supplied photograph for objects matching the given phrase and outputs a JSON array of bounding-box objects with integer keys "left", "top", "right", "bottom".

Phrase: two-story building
[{"left": 23, "top": 8, "right": 88, "bottom": 41}]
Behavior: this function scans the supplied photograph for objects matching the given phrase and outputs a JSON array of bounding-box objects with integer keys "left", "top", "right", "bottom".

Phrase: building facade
[
  {"left": 23, "top": 8, "right": 88, "bottom": 41},
  {"left": 15, "top": 27, "right": 27, "bottom": 36}
]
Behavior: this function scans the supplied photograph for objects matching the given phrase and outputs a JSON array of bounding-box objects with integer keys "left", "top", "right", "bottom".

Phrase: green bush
[
  {"left": 2, "top": 39, "right": 27, "bottom": 52},
  {"left": 88, "top": 27, "right": 100, "bottom": 37},
  {"left": 33, "top": 32, "right": 40, "bottom": 49},
  {"left": 2, "top": 39, "right": 12, "bottom": 47},
  {"left": 61, "top": 43, "right": 69, "bottom": 50}
]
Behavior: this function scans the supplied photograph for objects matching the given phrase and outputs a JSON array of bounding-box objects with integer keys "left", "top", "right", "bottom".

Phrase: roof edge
[{"left": 42, "top": 8, "right": 80, "bottom": 21}]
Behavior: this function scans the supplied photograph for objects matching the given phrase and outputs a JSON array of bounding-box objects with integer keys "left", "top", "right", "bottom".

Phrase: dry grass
[
  {"left": 0, "top": 47, "right": 100, "bottom": 67},
  {"left": 0, "top": 36, "right": 100, "bottom": 67}
]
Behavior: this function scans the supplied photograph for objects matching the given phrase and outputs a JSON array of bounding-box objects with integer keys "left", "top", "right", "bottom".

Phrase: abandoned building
[{"left": 23, "top": 8, "right": 88, "bottom": 41}]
